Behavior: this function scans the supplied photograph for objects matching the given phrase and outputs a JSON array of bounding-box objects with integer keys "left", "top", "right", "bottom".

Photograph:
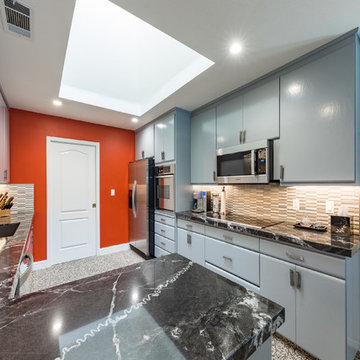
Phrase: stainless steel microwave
[{"left": 216, "top": 140, "right": 273, "bottom": 184}]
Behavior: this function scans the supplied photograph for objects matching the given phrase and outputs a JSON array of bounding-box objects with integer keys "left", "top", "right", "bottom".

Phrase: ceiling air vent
[{"left": 1, "top": 0, "right": 32, "bottom": 39}]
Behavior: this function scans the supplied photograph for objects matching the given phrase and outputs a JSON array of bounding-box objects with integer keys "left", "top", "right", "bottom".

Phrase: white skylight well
[{"left": 59, "top": 0, "right": 214, "bottom": 116}]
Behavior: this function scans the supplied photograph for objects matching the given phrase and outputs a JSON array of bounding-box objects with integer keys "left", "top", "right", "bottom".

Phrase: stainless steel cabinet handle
[
  {"left": 141, "top": 150, "right": 145, "bottom": 159},
  {"left": 223, "top": 255, "right": 232, "bottom": 262},
  {"left": 160, "top": 229, "right": 165, "bottom": 233},
  {"left": 223, "top": 235, "right": 233, "bottom": 241},
  {"left": 242, "top": 130, "right": 246, "bottom": 144},
  {"left": 160, "top": 218, "right": 166, "bottom": 222},
  {"left": 239, "top": 130, "right": 242, "bottom": 144},
  {"left": 280, "top": 165, "right": 284, "bottom": 181},
  {"left": 289, "top": 269, "right": 295, "bottom": 287},
  {"left": 161, "top": 242, "right": 166, "bottom": 246},
  {"left": 296, "top": 271, "right": 301, "bottom": 289},
  {"left": 213, "top": 171, "right": 216, "bottom": 182},
  {"left": 161, "top": 151, "right": 165, "bottom": 161},
  {"left": 187, "top": 234, "right": 192, "bottom": 245},
  {"left": 286, "top": 251, "right": 304, "bottom": 262},
  {"left": 186, "top": 224, "right": 193, "bottom": 229},
  {"left": 3, "top": 170, "right": 7, "bottom": 180}
]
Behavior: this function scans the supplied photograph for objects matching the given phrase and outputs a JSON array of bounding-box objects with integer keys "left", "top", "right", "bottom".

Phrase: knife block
[{"left": 0, "top": 209, "right": 11, "bottom": 218}]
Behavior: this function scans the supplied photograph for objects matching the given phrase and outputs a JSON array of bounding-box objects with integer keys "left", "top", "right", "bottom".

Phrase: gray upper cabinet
[
  {"left": 279, "top": 41, "right": 355, "bottom": 183},
  {"left": 135, "top": 123, "right": 154, "bottom": 160},
  {"left": 242, "top": 78, "right": 279, "bottom": 143},
  {"left": 216, "top": 94, "right": 243, "bottom": 149},
  {"left": 191, "top": 108, "right": 217, "bottom": 183},
  {"left": 155, "top": 113, "right": 175, "bottom": 163}
]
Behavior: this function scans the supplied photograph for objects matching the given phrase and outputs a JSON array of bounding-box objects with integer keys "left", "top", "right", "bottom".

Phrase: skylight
[{"left": 59, "top": 0, "right": 214, "bottom": 116}]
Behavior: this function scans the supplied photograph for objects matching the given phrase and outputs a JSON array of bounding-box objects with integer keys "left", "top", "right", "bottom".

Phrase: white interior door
[{"left": 48, "top": 138, "right": 98, "bottom": 265}]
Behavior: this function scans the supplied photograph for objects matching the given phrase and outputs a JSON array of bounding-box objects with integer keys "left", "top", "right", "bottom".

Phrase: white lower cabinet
[
  {"left": 154, "top": 211, "right": 175, "bottom": 256},
  {"left": 155, "top": 245, "right": 170, "bottom": 257},
  {"left": 177, "top": 228, "right": 205, "bottom": 265},
  {"left": 260, "top": 254, "right": 346, "bottom": 360}
]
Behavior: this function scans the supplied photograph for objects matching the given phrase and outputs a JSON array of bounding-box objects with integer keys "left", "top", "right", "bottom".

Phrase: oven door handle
[
  {"left": 156, "top": 175, "right": 174, "bottom": 179},
  {"left": 132, "top": 180, "right": 137, "bottom": 218}
]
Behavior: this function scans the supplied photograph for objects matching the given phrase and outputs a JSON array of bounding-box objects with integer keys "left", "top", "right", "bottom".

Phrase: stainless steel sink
[{"left": 0, "top": 222, "right": 20, "bottom": 238}]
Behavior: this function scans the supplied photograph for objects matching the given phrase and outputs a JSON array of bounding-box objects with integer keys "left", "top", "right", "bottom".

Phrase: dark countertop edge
[
  {"left": 176, "top": 211, "right": 358, "bottom": 258},
  {"left": 1, "top": 212, "right": 34, "bottom": 301}
]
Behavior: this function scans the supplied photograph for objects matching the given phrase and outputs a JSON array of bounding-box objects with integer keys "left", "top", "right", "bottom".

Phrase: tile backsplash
[
  {"left": 0, "top": 184, "right": 34, "bottom": 213},
  {"left": 192, "top": 184, "right": 360, "bottom": 234}
]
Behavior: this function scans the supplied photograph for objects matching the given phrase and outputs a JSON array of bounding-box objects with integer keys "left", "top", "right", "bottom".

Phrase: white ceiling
[{"left": 0, "top": 0, "right": 359, "bottom": 130}]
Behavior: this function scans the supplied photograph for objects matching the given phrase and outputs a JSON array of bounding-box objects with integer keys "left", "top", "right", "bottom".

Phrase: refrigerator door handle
[{"left": 132, "top": 180, "right": 137, "bottom": 218}]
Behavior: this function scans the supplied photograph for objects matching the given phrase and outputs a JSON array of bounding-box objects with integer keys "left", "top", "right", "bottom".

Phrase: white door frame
[{"left": 46, "top": 136, "right": 100, "bottom": 266}]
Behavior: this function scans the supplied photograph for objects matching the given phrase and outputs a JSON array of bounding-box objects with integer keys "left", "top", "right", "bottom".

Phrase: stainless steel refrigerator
[{"left": 128, "top": 158, "right": 154, "bottom": 259}]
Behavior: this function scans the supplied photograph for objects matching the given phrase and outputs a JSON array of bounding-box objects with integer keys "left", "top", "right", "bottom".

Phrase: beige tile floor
[{"left": 25, "top": 250, "right": 359, "bottom": 359}]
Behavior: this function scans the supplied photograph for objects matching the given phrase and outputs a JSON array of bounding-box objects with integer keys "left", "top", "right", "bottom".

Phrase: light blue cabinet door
[
  {"left": 295, "top": 265, "right": 345, "bottom": 360},
  {"left": 243, "top": 78, "right": 279, "bottom": 143},
  {"left": 191, "top": 108, "right": 216, "bottom": 183},
  {"left": 279, "top": 42, "right": 355, "bottom": 182},
  {"left": 162, "top": 113, "right": 175, "bottom": 162},
  {"left": 260, "top": 254, "right": 296, "bottom": 342},
  {"left": 154, "top": 113, "right": 175, "bottom": 163},
  {"left": 177, "top": 228, "right": 205, "bottom": 265},
  {"left": 135, "top": 124, "right": 154, "bottom": 160},
  {"left": 216, "top": 94, "right": 243, "bottom": 149}
]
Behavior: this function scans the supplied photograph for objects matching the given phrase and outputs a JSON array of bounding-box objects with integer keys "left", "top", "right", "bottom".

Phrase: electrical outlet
[
  {"left": 111, "top": 189, "right": 115, "bottom": 196},
  {"left": 326, "top": 200, "right": 334, "bottom": 214},
  {"left": 292, "top": 199, "right": 300, "bottom": 211}
]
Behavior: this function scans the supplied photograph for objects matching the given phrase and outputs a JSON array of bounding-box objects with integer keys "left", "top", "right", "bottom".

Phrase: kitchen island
[{"left": 0, "top": 254, "right": 284, "bottom": 360}]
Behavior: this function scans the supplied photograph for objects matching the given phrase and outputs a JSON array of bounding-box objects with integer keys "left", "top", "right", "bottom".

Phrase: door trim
[{"left": 46, "top": 136, "right": 100, "bottom": 266}]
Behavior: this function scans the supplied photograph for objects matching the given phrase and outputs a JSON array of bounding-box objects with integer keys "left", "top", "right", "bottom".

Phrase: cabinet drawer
[
  {"left": 177, "top": 219, "right": 205, "bottom": 234},
  {"left": 205, "top": 236, "right": 259, "bottom": 285},
  {"left": 260, "top": 239, "right": 345, "bottom": 279},
  {"left": 155, "top": 222, "right": 175, "bottom": 240},
  {"left": 155, "top": 214, "right": 175, "bottom": 227},
  {"left": 155, "top": 234, "right": 175, "bottom": 253},
  {"left": 155, "top": 245, "right": 171, "bottom": 258},
  {"left": 177, "top": 229, "right": 205, "bottom": 265},
  {"left": 205, "top": 262, "right": 260, "bottom": 294},
  {"left": 205, "top": 226, "right": 259, "bottom": 252}
]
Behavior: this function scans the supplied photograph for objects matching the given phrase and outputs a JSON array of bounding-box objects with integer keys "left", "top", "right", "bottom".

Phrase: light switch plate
[
  {"left": 111, "top": 189, "right": 115, "bottom": 196},
  {"left": 292, "top": 199, "right": 300, "bottom": 211},
  {"left": 326, "top": 200, "right": 334, "bottom": 214}
]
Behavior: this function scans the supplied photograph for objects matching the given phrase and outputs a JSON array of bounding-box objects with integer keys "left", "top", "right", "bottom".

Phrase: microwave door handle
[{"left": 251, "top": 150, "right": 256, "bottom": 175}]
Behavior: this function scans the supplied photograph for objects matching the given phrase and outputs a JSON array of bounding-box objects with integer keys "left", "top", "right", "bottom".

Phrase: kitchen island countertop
[{"left": 0, "top": 253, "right": 284, "bottom": 360}]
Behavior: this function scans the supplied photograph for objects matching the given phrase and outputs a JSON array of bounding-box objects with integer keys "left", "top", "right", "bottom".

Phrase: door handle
[
  {"left": 92, "top": 203, "right": 96, "bottom": 208},
  {"left": 161, "top": 151, "right": 165, "bottom": 161},
  {"left": 141, "top": 150, "right": 145, "bottom": 159},
  {"left": 213, "top": 171, "right": 216, "bottom": 182},
  {"left": 239, "top": 131, "right": 242, "bottom": 144},
  {"left": 289, "top": 269, "right": 295, "bottom": 287},
  {"left": 161, "top": 242, "right": 166, "bottom": 247},
  {"left": 295, "top": 271, "right": 301, "bottom": 289},
  {"left": 280, "top": 165, "right": 284, "bottom": 181},
  {"left": 242, "top": 130, "right": 246, "bottom": 144},
  {"left": 132, "top": 180, "right": 137, "bottom": 218},
  {"left": 187, "top": 234, "right": 192, "bottom": 245},
  {"left": 160, "top": 218, "right": 166, "bottom": 223},
  {"left": 3, "top": 170, "right": 7, "bottom": 180}
]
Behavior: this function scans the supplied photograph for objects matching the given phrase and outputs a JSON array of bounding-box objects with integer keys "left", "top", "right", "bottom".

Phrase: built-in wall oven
[
  {"left": 216, "top": 140, "right": 273, "bottom": 184},
  {"left": 155, "top": 163, "right": 175, "bottom": 212}
]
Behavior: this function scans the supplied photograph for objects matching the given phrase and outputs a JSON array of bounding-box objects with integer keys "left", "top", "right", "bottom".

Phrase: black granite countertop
[
  {"left": 0, "top": 212, "right": 34, "bottom": 307},
  {"left": 0, "top": 254, "right": 284, "bottom": 360},
  {"left": 177, "top": 211, "right": 360, "bottom": 258}
]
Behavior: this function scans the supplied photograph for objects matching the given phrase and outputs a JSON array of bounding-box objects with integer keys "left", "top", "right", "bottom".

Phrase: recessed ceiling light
[
  {"left": 53, "top": 99, "right": 62, "bottom": 106},
  {"left": 229, "top": 42, "right": 242, "bottom": 55},
  {"left": 131, "top": 117, "right": 139, "bottom": 123}
]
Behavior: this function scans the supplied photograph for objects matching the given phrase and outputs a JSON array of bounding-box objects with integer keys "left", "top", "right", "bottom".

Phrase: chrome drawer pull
[
  {"left": 223, "top": 235, "right": 233, "bottom": 241},
  {"left": 160, "top": 218, "right": 166, "bottom": 222},
  {"left": 161, "top": 242, "right": 166, "bottom": 247},
  {"left": 186, "top": 224, "right": 193, "bottom": 229},
  {"left": 296, "top": 271, "right": 301, "bottom": 289},
  {"left": 286, "top": 251, "right": 304, "bottom": 262},
  {"left": 161, "top": 229, "right": 165, "bottom": 233},
  {"left": 223, "top": 256, "right": 232, "bottom": 262}
]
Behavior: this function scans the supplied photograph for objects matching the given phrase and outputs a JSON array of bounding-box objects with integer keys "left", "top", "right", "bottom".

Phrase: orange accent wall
[{"left": 9, "top": 109, "right": 134, "bottom": 262}]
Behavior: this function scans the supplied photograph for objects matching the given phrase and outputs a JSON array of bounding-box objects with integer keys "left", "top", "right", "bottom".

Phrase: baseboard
[
  {"left": 32, "top": 260, "right": 50, "bottom": 271},
  {"left": 97, "top": 243, "right": 130, "bottom": 256}
]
